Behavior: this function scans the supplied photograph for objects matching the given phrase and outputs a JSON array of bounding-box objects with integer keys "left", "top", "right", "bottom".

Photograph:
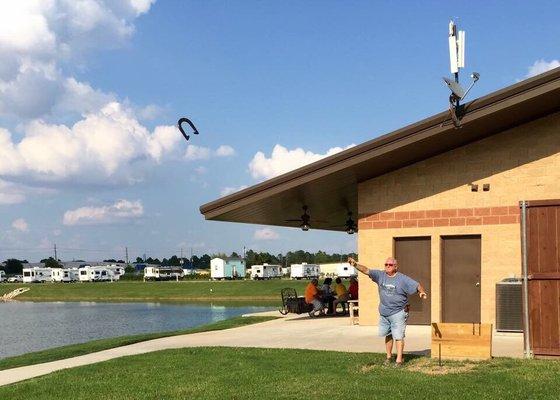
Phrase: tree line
[{"left": 1, "top": 250, "right": 357, "bottom": 274}]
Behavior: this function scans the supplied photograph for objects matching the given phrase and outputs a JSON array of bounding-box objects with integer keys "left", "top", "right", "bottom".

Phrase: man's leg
[
  {"left": 395, "top": 340, "right": 405, "bottom": 363},
  {"left": 385, "top": 335, "right": 393, "bottom": 359}
]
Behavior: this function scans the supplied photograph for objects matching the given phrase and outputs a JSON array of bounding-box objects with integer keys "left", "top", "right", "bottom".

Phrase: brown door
[
  {"left": 442, "top": 235, "right": 481, "bottom": 323},
  {"left": 394, "top": 237, "right": 431, "bottom": 325},
  {"left": 525, "top": 200, "right": 560, "bottom": 357}
]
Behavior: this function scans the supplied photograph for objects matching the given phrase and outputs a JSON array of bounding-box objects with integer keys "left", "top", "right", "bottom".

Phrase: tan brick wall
[{"left": 357, "top": 111, "right": 560, "bottom": 326}]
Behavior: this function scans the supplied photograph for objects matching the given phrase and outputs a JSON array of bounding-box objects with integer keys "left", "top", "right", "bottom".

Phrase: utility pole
[
  {"left": 54, "top": 244, "right": 58, "bottom": 261},
  {"left": 125, "top": 247, "right": 129, "bottom": 266},
  {"left": 180, "top": 248, "right": 184, "bottom": 266}
]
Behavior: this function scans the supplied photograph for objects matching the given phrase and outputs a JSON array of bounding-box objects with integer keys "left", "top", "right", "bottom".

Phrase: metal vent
[{"left": 496, "top": 279, "right": 523, "bottom": 332}]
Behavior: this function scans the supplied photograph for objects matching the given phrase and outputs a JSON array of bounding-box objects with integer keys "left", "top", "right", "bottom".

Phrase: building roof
[{"left": 200, "top": 67, "right": 560, "bottom": 231}]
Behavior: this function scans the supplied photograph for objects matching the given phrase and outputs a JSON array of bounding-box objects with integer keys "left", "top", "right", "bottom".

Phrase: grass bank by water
[
  {"left": 1, "top": 347, "right": 559, "bottom": 399},
  {"left": 0, "top": 280, "right": 309, "bottom": 303},
  {"left": 0, "top": 316, "right": 276, "bottom": 371}
]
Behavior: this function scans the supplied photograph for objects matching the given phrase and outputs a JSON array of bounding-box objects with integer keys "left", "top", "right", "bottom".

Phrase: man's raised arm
[{"left": 347, "top": 257, "right": 369, "bottom": 275}]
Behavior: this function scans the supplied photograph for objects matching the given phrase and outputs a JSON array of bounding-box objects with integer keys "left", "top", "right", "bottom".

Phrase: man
[
  {"left": 304, "top": 278, "right": 323, "bottom": 314},
  {"left": 333, "top": 277, "right": 349, "bottom": 313},
  {"left": 348, "top": 277, "right": 358, "bottom": 300},
  {"left": 348, "top": 256, "right": 427, "bottom": 367}
]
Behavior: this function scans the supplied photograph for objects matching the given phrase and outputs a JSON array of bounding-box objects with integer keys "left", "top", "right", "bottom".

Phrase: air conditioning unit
[{"left": 496, "top": 278, "right": 523, "bottom": 332}]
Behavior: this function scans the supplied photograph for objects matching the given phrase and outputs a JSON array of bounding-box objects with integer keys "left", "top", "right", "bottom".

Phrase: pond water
[{"left": 0, "top": 301, "right": 274, "bottom": 359}]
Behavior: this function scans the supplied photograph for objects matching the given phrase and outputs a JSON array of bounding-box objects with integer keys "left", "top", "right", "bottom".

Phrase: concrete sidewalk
[{"left": 0, "top": 312, "right": 523, "bottom": 387}]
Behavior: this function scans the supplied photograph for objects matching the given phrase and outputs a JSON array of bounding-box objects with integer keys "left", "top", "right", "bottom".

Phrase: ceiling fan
[
  {"left": 285, "top": 205, "right": 325, "bottom": 231},
  {"left": 328, "top": 211, "right": 358, "bottom": 235}
]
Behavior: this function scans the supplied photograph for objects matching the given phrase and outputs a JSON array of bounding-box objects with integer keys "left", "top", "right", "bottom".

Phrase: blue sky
[{"left": 1, "top": 1, "right": 559, "bottom": 262}]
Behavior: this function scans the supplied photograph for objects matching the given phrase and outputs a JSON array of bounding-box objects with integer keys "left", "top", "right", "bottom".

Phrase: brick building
[{"left": 201, "top": 67, "right": 560, "bottom": 357}]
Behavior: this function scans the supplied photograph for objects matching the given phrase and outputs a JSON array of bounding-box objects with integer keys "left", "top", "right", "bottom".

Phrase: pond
[{"left": 0, "top": 301, "right": 274, "bottom": 359}]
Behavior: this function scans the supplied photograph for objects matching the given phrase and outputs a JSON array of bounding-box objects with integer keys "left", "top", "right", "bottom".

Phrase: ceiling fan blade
[{"left": 284, "top": 219, "right": 303, "bottom": 222}]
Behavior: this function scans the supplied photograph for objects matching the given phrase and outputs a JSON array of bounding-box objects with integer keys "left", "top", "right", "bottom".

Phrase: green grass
[
  {"left": 0, "top": 280, "right": 309, "bottom": 302},
  {"left": 0, "top": 316, "right": 276, "bottom": 371},
  {"left": 1, "top": 348, "right": 559, "bottom": 399}
]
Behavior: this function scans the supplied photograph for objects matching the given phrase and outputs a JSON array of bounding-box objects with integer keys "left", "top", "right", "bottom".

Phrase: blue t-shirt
[{"left": 368, "top": 270, "right": 419, "bottom": 317}]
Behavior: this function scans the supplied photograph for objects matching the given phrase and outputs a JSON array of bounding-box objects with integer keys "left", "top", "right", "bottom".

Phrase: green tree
[
  {"left": 43, "top": 257, "right": 61, "bottom": 269},
  {"left": 4, "top": 259, "right": 24, "bottom": 274},
  {"left": 124, "top": 265, "right": 135, "bottom": 274},
  {"left": 135, "top": 257, "right": 144, "bottom": 263}
]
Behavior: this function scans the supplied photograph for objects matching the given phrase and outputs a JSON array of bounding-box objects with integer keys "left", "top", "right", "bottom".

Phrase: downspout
[{"left": 520, "top": 201, "right": 532, "bottom": 358}]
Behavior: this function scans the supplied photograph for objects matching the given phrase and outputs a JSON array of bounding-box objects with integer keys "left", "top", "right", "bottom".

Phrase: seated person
[
  {"left": 305, "top": 278, "right": 323, "bottom": 313},
  {"left": 348, "top": 277, "right": 359, "bottom": 300},
  {"left": 333, "top": 277, "right": 349, "bottom": 313},
  {"left": 321, "top": 277, "right": 335, "bottom": 314}
]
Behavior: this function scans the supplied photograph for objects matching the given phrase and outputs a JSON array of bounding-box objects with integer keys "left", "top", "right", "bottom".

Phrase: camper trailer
[
  {"left": 251, "top": 264, "right": 281, "bottom": 280},
  {"left": 52, "top": 268, "right": 80, "bottom": 282},
  {"left": 281, "top": 266, "right": 291, "bottom": 276},
  {"left": 290, "top": 263, "right": 320, "bottom": 280},
  {"left": 78, "top": 266, "right": 115, "bottom": 282},
  {"left": 210, "top": 257, "right": 246, "bottom": 280},
  {"left": 0, "top": 270, "right": 5, "bottom": 282},
  {"left": 105, "top": 265, "right": 125, "bottom": 280},
  {"left": 22, "top": 267, "right": 53, "bottom": 283},
  {"left": 319, "top": 262, "right": 357, "bottom": 278},
  {"left": 144, "top": 266, "right": 184, "bottom": 281},
  {"left": 336, "top": 263, "right": 357, "bottom": 278}
]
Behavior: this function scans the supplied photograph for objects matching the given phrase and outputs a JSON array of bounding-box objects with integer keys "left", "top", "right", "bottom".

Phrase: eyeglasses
[{"left": 384, "top": 263, "right": 396, "bottom": 266}]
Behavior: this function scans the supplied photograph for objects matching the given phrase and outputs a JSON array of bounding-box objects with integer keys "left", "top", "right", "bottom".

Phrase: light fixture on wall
[
  {"left": 469, "top": 183, "right": 479, "bottom": 192},
  {"left": 483, "top": 184, "right": 490, "bottom": 191}
]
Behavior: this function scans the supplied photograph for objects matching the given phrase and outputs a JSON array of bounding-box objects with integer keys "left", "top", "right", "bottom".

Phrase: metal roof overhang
[{"left": 200, "top": 68, "right": 560, "bottom": 232}]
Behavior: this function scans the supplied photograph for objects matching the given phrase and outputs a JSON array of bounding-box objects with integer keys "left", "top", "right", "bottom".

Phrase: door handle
[{"left": 475, "top": 282, "right": 480, "bottom": 287}]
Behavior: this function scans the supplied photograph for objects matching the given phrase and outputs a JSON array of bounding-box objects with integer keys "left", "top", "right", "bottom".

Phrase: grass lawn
[
  {"left": 1, "top": 348, "right": 559, "bottom": 399},
  {"left": 0, "top": 316, "right": 276, "bottom": 371},
  {"left": 0, "top": 280, "right": 310, "bottom": 302}
]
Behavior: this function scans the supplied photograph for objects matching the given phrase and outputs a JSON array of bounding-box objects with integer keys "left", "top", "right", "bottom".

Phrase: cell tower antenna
[{"left": 443, "top": 19, "right": 480, "bottom": 128}]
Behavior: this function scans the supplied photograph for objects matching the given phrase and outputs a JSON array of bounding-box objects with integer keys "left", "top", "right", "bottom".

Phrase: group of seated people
[{"left": 304, "top": 276, "right": 359, "bottom": 315}]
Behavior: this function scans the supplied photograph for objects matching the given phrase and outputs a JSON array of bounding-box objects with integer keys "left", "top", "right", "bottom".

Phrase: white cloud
[
  {"left": 12, "top": 218, "right": 28, "bottom": 232},
  {"left": 254, "top": 228, "right": 279, "bottom": 240},
  {"left": 0, "top": 102, "right": 181, "bottom": 185},
  {"left": 184, "top": 145, "right": 236, "bottom": 161},
  {"left": 249, "top": 144, "right": 355, "bottom": 180},
  {"left": 194, "top": 166, "right": 207, "bottom": 175},
  {"left": 0, "top": 179, "right": 26, "bottom": 205},
  {"left": 215, "top": 145, "right": 236, "bottom": 157},
  {"left": 184, "top": 145, "right": 211, "bottom": 161},
  {"left": 525, "top": 59, "right": 560, "bottom": 79},
  {"left": 0, "top": 1, "right": 156, "bottom": 119},
  {"left": 63, "top": 199, "right": 144, "bottom": 226},
  {"left": 220, "top": 185, "right": 248, "bottom": 197}
]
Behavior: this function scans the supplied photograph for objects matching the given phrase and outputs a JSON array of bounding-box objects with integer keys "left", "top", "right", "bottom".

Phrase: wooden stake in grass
[{"left": 439, "top": 343, "right": 442, "bottom": 367}]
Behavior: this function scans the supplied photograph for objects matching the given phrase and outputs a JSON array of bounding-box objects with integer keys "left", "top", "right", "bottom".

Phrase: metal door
[{"left": 441, "top": 235, "right": 481, "bottom": 323}]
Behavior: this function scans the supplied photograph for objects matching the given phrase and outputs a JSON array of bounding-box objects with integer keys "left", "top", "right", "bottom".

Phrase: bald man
[{"left": 348, "top": 256, "right": 427, "bottom": 367}]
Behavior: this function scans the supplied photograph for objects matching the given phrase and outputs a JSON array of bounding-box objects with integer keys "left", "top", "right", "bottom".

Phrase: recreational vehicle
[
  {"left": 22, "top": 267, "right": 53, "bottom": 283},
  {"left": 290, "top": 263, "right": 320, "bottom": 280},
  {"left": 78, "top": 266, "right": 115, "bottom": 282},
  {"left": 251, "top": 264, "right": 281, "bottom": 280},
  {"left": 52, "top": 268, "right": 80, "bottom": 282},
  {"left": 105, "top": 265, "right": 125, "bottom": 280},
  {"left": 281, "top": 266, "right": 291, "bottom": 276},
  {"left": 319, "top": 263, "right": 357, "bottom": 278},
  {"left": 0, "top": 270, "right": 5, "bottom": 282},
  {"left": 210, "top": 257, "right": 246, "bottom": 280},
  {"left": 144, "top": 266, "right": 184, "bottom": 281}
]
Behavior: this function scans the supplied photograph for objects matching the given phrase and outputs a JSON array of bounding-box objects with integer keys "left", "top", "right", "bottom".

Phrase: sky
[{"left": 1, "top": 0, "right": 559, "bottom": 262}]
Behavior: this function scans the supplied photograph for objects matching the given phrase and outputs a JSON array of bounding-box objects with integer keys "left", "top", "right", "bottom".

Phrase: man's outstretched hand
[{"left": 347, "top": 257, "right": 357, "bottom": 266}]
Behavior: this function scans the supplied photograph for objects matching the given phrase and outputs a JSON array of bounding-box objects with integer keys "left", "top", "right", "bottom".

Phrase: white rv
[
  {"left": 290, "top": 263, "right": 320, "bottom": 280},
  {"left": 105, "top": 265, "right": 125, "bottom": 280},
  {"left": 336, "top": 263, "right": 357, "bottom": 278},
  {"left": 78, "top": 266, "right": 115, "bottom": 282},
  {"left": 144, "top": 266, "right": 184, "bottom": 281},
  {"left": 52, "top": 268, "right": 80, "bottom": 282},
  {"left": 0, "top": 270, "right": 5, "bottom": 282},
  {"left": 251, "top": 264, "right": 281, "bottom": 280},
  {"left": 22, "top": 267, "right": 53, "bottom": 283},
  {"left": 281, "top": 266, "right": 290, "bottom": 276}
]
